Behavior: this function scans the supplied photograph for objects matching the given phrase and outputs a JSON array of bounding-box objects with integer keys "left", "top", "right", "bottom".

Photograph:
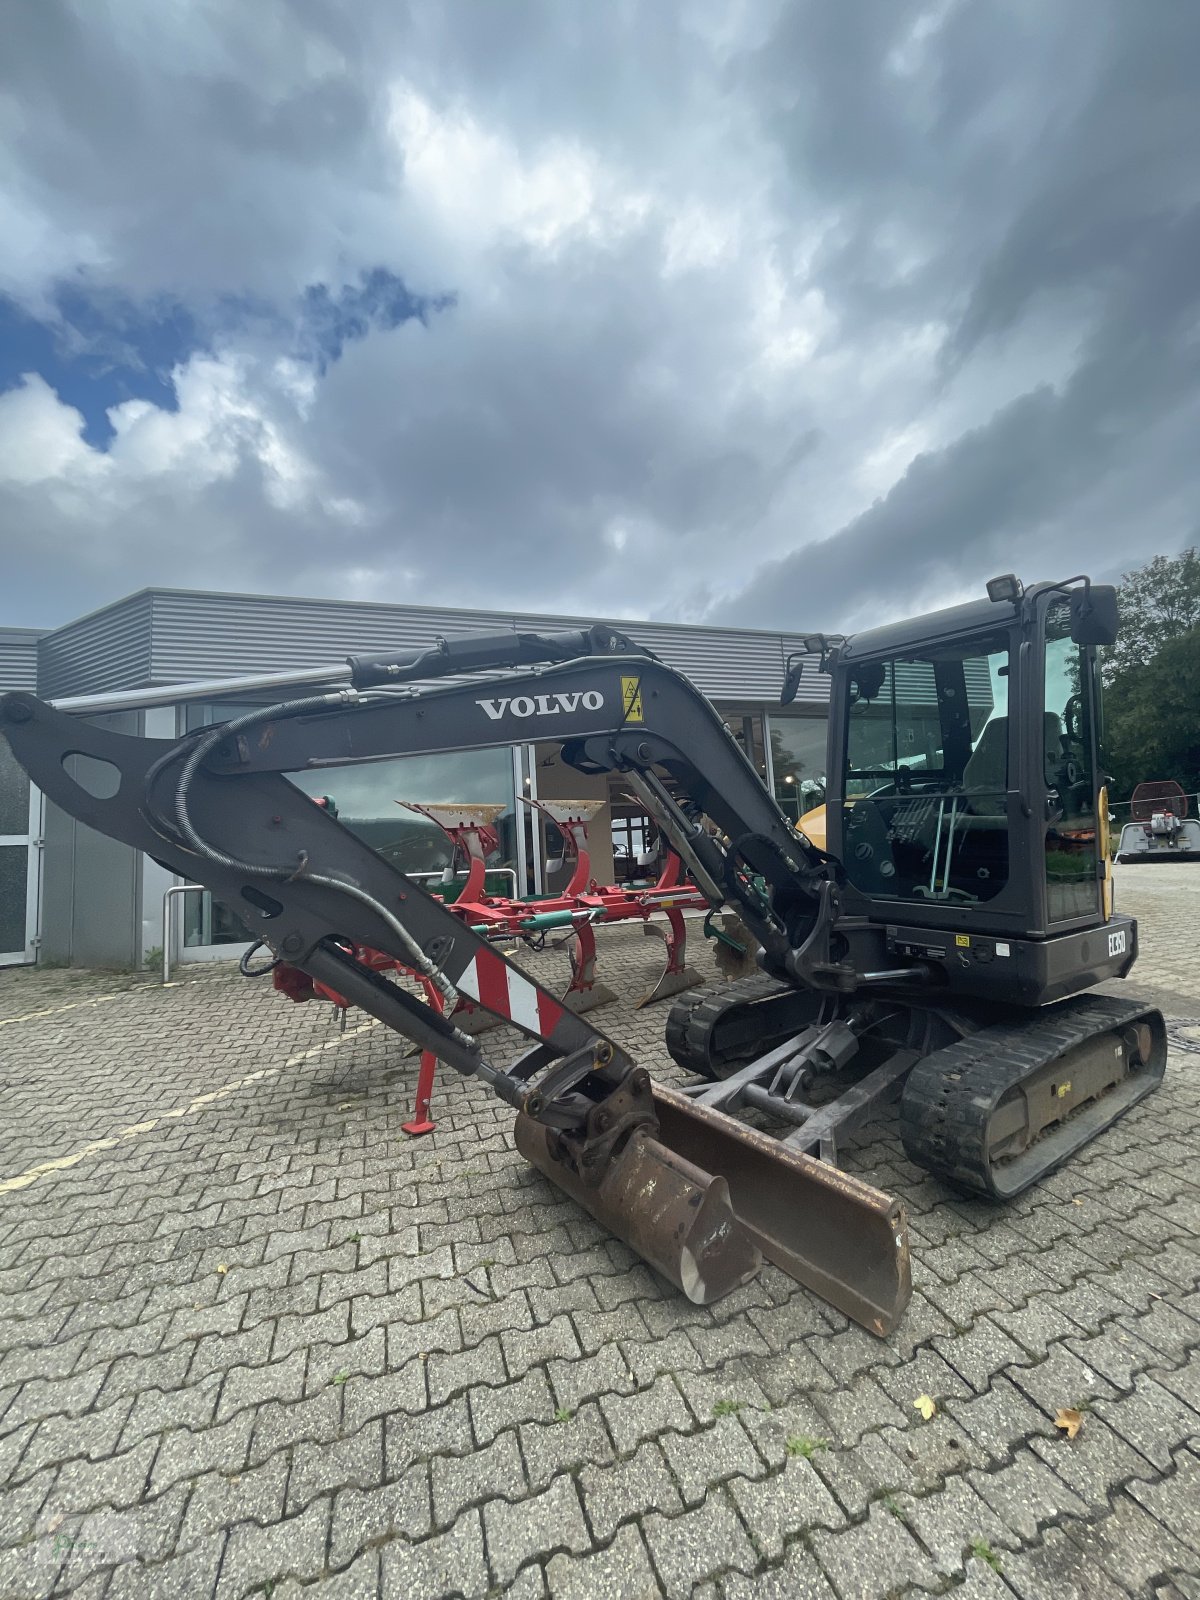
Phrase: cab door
[{"left": 1041, "top": 596, "right": 1103, "bottom": 923}]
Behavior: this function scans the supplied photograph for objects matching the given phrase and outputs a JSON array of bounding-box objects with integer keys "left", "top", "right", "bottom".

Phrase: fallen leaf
[
  {"left": 913, "top": 1394, "right": 937, "bottom": 1421},
  {"left": 1072, "top": 1198, "right": 1084, "bottom": 1207},
  {"left": 1055, "top": 1407, "right": 1084, "bottom": 1439}
]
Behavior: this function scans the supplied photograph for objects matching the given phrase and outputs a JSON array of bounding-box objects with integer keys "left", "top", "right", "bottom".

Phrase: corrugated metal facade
[
  {"left": 37, "top": 593, "right": 155, "bottom": 699},
  {"left": 0, "top": 629, "right": 43, "bottom": 692},
  {"left": 36, "top": 588, "right": 830, "bottom": 708}
]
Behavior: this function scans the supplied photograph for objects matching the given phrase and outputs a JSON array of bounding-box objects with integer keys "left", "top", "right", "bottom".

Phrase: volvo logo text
[{"left": 476, "top": 690, "right": 605, "bottom": 721}]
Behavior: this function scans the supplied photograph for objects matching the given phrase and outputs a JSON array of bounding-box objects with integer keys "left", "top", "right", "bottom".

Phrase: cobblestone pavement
[{"left": 1, "top": 864, "right": 1198, "bottom": 1599}]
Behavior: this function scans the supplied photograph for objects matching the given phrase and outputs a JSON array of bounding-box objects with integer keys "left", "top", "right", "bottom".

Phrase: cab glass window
[{"left": 842, "top": 632, "right": 1010, "bottom": 903}]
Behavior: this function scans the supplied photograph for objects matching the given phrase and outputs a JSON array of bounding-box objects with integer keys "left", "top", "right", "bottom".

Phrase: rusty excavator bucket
[{"left": 516, "top": 1075, "right": 911, "bottom": 1336}]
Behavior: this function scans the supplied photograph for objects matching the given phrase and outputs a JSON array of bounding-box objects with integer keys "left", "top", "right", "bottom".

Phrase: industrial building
[{"left": 0, "top": 589, "right": 831, "bottom": 971}]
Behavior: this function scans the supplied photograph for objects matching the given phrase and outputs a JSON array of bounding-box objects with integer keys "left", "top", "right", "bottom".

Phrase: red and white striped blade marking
[{"left": 457, "top": 949, "right": 564, "bottom": 1036}]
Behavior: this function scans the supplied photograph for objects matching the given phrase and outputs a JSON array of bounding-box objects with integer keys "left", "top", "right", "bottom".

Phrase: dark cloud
[{"left": 0, "top": 0, "right": 1197, "bottom": 633}]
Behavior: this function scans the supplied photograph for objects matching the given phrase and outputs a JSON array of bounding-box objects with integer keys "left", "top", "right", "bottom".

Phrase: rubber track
[
  {"left": 899, "top": 993, "right": 1164, "bottom": 1199},
  {"left": 664, "top": 971, "right": 791, "bottom": 1078}
]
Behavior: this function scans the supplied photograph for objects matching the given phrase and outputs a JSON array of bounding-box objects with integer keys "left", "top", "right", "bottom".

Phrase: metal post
[{"left": 161, "top": 883, "right": 206, "bottom": 984}]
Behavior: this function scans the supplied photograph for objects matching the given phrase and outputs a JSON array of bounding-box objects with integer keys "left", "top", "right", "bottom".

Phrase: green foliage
[
  {"left": 970, "top": 1537, "right": 1002, "bottom": 1571},
  {"left": 1105, "top": 625, "right": 1200, "bottom": 797},
  {"left": 785, "top": 1434, "right": 830, "bottom": 1458},
  {"left": 712, "top": 1398, "right": 745, "bottom": 1417},
  {"left": 1106, "top": 547, "right": 1200, "bottom": 683},
  {"left": 1102, "top": 548, "right": 1200, "bottom": 799},
  {"left": 553, "top": 1406, "right": 572, "bottom": 1423}
]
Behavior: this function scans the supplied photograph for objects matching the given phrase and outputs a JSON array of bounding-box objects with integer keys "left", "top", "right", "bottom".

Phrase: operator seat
[{"left": 961, "top": 714, "right": 1063, "bottom": 814}]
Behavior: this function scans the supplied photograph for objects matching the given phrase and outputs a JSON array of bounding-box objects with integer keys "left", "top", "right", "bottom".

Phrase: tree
[
  {"left": 1105, "top": 546, "right": 1200, "bottom": 683},
  {"left": 1105, "top": 625, "right": 1200, "bottom": 799}
]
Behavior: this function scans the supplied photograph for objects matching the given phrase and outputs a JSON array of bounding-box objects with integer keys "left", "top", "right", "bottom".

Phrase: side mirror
[
  {"left": 1069, "top": 584, "right": 1119, "bottom": 647},
  {"left": 781, "top": 655, "right": 804, "bottom": 705}
]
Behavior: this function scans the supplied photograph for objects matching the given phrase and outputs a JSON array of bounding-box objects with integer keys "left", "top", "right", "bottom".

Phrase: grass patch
[
  {"left": 785, "top": 1435, "right": 830, "bottom": 1459},
  {"left": 970, "top": 1538, "right": 1002, "bottom": 1572},
  {"left": 713, "top": 1399, "right": 746, "bottom": 1418},
  {"left": 553, "top": 1407, "right": 572, "bottom": 1424}
]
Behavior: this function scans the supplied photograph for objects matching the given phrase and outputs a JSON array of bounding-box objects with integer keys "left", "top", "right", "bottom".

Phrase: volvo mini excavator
[{"left": 0, "top": 573, "right": 1166, "bottom": 1337}]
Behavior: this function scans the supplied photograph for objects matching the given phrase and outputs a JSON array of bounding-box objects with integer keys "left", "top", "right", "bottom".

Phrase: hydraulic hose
[{"left": 164, "top": 692, "right": 472, "bottom": 1034}]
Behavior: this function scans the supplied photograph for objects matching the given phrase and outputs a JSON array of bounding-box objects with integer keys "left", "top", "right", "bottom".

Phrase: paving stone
[
  {"left": 1126, "top": 1446, "right": 1200, "bottom": 1550},
  {"left": 1030, "top": 1413, "right": 1160, "bottom": 1511},
  {"left": 519, "top": 1399, "right": 616, "bottom": 1491},
  {"left": 1093, "top": 1372, "right": 1200, "bottom": 1470},
  {"left": 545, "top": 1522, "right": 662, "bottom": 1600},
  {"left": 105, "top": 1531, "right": 227, "bottom": 1599},
  {"left": 216, "top": 1490, "right": 331, "bottom": 1597},
  {"left": 483, "top": 1471, "right": 591, "bottom": 1585},
  {"left": 548, "top": 1341, "right": 635, "bottom": 1411},
  {"left": 20, "top": 1397, "right": 136, "bottom": 1479},
  {"left": 643, "top": 1489, "right": 758, "bottom": 1599},
  {"left": 380, "top": 1509, "right": 489, "bottom": 1600},
  {"left": 57, "top": 1485, "right": 190, "bottom": 1587},
  {"left": 217, "top": 1347, "right": 307, "bottom": 1421},
  {"left": 342, "top": 1358, "right": 427, "bottom": 1432},
  {"left": 1064, "top": 1490, "right": 1198, "bottom": 1595},
  {"left": 720, "top": 1543, "right": 838, "bottom": 1600},
  {"left": 1000, "top": 1524, "right": 1146, "bottom": 1600},
  {"left": 813, "top": 1372, "right": 908, "bottom": 1445},
  {"left": 288, "top": 1419, "right": 385, "bottom": 1511},
  {"left": 179, "top": 1452, "right": 290, "bottom": 1545},
  {"left": 660, "top": 1415, "right": 765, "bottom": 1508},
  {"left": 810, "top": 1500, "right": 939, "bottom": 1600},
  {"left": 274, "top": 1548, "right": 381, "bottom": 1598},
  {"left": 501, "top": 1312, "right": 582, "bottom": 1377},
  {"left": 432, "top": 1427, "right": 526, "bottom": 1526},
  {"left": 469, "top": 1366, "right": 556, "bottom": 1446},
  {"left": 968, "top": 1448, "right": 1090, "bottom": 1542},
  {"left": 579, "top": 1440, "right": 685, "bottom": 1542},
  {"left": 947, "top": 1373, "right": 1055, "bottom": 1463},
  {"left": 727, "top": 1455, "right": 845, "bottom": 1558},
  {"left": 330, "top": 1466, "right": 433, "bottom": 1566},
  {"left": 249, "top": 1389, "right": 345, "bottom": 1464},
  {"left": 46, "top": 1436, "right": 157, "bottom": 1516},
  {"left": 934, "top": 1315, "right": 1028, "bottom": 1393},
  {"left": 896, "top": 1473, "right": 1012, "bottom": 1576},
  {"left": 386, "top": 1394, "right": 474, "bottom": 1477},
  {"left": 426, "top": 1333, "right": 506, "bottom": 1405},
  {"left": 150, "top": 1408, "right": 255, "bottom": 1491},
  {"left": 4, "top": 910, "right": 1200, "bottom": 1600},
  {"left": 600, "top": 1375, "right": 693, "bottom": 1454}
]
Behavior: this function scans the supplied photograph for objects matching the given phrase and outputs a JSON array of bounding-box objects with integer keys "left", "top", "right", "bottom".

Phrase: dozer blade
[
  {"left": 515, "top": 1114, "right": 762, "bottom": 1305},
  {"left": 516, "top": 1083, "right": 911, "bottom": 1335},
  {"left": 650, "top": 1086, "right": 911, "bottom": 1336},
  {"left": 653, "top": 1086, "right": 911, "bottom": 1335}
]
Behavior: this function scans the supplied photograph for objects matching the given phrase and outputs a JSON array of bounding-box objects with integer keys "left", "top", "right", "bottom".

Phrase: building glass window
[{"left": 180, "top": 704, "right": 517, "bottom": 949}]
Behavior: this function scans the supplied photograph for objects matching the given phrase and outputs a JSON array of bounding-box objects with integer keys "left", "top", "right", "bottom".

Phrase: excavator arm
[{"left": 0, "top": 629, "right": 910, "bottom": 1333}]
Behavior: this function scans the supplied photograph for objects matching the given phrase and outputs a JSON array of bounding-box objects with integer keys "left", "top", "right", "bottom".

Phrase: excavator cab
[{"left": 820, "top": 577, "right": 1127, "bottom": 1003}]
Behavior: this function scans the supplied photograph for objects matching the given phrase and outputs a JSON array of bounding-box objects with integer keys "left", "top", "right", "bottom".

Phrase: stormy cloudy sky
[{"left": 1, "top": 0, "right": 1197, "bottom": 635}]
